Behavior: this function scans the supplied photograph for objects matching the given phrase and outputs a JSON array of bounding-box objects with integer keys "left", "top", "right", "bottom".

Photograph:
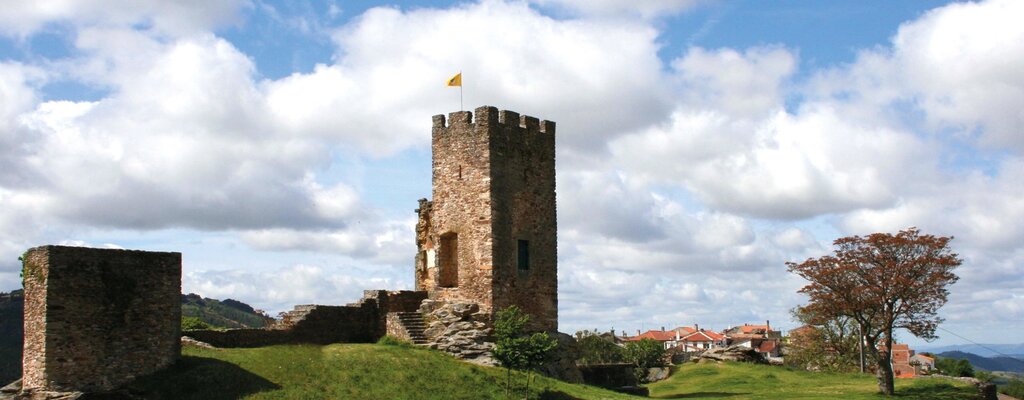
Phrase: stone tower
[{"left": 415, "top": 106, "right": 557, "bottom": 331}]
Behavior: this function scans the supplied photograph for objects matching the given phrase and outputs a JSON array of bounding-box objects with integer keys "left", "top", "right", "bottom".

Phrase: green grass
[
  {"left": 127, "top": 344, "right": 982, "bottom": 400},
  {"left": 647, "top": 361, "right": 980, "bottom": 399},
  {"left": 128, "top": 343, "right": 638, "bottom": 400}
]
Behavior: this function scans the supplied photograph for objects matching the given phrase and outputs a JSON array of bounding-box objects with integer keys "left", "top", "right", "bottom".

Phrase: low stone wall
[
  {"left": 920, "top": 375, "right": 997, "bottom": 400},
  {"left": 184, "top": 329, "right": 290, "bottom": 348},
  {"left": 578, "top": 364, "right": 643, "bottom": 394},
  {"left": 187, "top": 290, "right": 427, "bottom": 348},
  {"left": 384, "top": 313, "right": 411, "bottom": 341}
]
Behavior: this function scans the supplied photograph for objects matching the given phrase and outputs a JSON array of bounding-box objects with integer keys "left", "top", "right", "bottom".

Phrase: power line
[{"left": 936, "top": 326, "right": 1023, "bottom": 361}]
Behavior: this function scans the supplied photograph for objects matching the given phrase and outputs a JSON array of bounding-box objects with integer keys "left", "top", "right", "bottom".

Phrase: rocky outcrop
[
  {"left": 418, "top": 300, "right": 496, "bottom": 366},
  {"left": 696, "top": 345, "right": 767, "bottom": 364}
]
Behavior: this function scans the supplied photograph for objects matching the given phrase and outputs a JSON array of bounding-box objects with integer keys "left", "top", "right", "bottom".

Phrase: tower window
[
  {"left": 439, "top": 233, "right": 459, "bottom": 287},
  {"left": 517, "top": 240, "right": 529, "bottom": 271}
]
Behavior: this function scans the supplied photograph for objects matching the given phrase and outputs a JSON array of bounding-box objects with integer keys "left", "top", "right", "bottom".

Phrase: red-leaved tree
[{"left": 786, "top": 228, "right": 961, "bottom": 395}]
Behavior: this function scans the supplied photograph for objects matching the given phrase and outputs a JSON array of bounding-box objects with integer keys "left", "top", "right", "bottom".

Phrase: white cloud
[
  {"left": 184, "top": 264, "right": 400, "bottom": 314},
  {"left": 892, "top": 0, "right": 1024, "bottom": 151},
  {"left": 239, "top": 217, "right": 414, "bottom": 265},
  {"left": 671, "top": 46, "right": 797, "bottom": 119},
  {"left": 316, "top": 1, "right": 671, "bottom": 153}
]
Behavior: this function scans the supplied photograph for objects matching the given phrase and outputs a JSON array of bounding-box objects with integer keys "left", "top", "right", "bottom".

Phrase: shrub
[
  {"left": 377, "top": 335, "right": 412, "bottom": 347},
  {"left": 935, "top": 357, "right": 974, "bottom": 377},
  {"left": 623, "top": 338, "right": 666, "bottom": 383},
  {"left": 574, "top": 330, "right": 623, "bottom": 365},
  {"left": 181, "top": 316, "right": 212, "bottom": 331}
]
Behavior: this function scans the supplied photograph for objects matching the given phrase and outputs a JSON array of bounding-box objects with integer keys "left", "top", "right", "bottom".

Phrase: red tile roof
[
  {"left": 739, "top": 324, "right": 771, "bottom": 334},
  {"left": 758, "top": 340, "right": 777, "bottom": 353},
  {"left": 671, "top": 326, "right": 697, "bottom": 335},
  {"left": 728, "top": 333, "right": 765, "bottom": 340},
  {"left": 682, "top": 330, "right": 725, "bottom": 342},
  {"left": 681, "top": 331, "right": 715, "bottom": 342},
  {"left": 624, "top": 330, "right": 677, "bottom": 342}
]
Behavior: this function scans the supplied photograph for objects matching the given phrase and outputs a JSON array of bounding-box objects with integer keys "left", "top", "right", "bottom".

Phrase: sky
[{"left": 0, "top": 0, "right": 1021, "bottom": 348}]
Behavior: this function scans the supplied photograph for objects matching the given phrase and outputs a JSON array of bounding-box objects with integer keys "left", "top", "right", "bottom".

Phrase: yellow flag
[{"left": 447, "top": 72, "right": 462, "bottom": 87}]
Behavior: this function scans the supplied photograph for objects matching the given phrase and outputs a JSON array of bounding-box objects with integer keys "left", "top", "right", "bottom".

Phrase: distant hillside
[
  {"left": 181, "top": 293, "right": 273, "bottom": 329},
  {"left": 938, "top": 351, "right": 1024, "bottom": 373},
  {"left": 0, "top": 289, "right": 23, "bottom": 385},
  {"left": 920, "top": 343, "right": 1024, "bottom": 358}
]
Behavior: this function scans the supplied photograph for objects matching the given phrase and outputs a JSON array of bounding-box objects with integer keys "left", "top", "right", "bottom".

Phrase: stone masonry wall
[
  {"left": 419, "top": 109, "right": 497, "bottom": 312},
  {"left": 416, "top": 106, "right": 558, "bottom": 332},
  {"left": 186, "top": 290, "right": 426, "bottom": 348},
  {"left": 488, "top": 108, "right": 558, "bottom": 331},
  {"left": 21, "top": 245, "right": 181, "bottom": 393}
]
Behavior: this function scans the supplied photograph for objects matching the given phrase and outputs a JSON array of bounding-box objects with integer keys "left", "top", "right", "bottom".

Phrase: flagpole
[{"left": 460, "top": 72, "right": 464, "bottom": 111}]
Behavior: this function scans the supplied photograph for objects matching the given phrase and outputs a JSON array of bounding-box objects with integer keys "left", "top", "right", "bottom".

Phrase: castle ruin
[
  {"left": 7, "top": 106, "right": 563, "bottom": 396},
  {"left": 415, "top": 106, "right": 558, "bottom": 332}
]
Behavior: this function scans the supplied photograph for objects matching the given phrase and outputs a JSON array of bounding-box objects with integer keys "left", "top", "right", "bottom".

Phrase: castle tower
[{"left": 415, "top": 106, "right": 557, "bottom": 331}]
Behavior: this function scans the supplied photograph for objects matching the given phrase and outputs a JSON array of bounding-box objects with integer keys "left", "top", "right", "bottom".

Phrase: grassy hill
[
  {"left": 181, "top": 293, "right": 274, "bottom": 329},
  {"left": 129, "top": 342, "right": 636, "bottom": 400},
  {"left": 648, "top": 362, "right": 979, "bottom": 399},
  {"left": 123, "top": 342, "right": 980, "bottom": 400}
]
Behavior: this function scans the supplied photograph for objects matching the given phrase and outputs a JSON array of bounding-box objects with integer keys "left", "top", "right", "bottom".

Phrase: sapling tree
[{"left": 492, "top": 306, "right": 557, "bottom": 399}]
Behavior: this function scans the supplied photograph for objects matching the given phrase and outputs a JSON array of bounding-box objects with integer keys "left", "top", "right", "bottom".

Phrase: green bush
[
  {"left": 974, "top": 370, "right": 994, "bottom": 383},
  {"left": 181, "top": 316, "right": 213, "bottom": 331},
  {"left": 623, "top": 338, "right": 666, "bottom": 383},
  {"left": 574, "top": 330, "right": 623, "bottom": 365},
  {"left": 377, "top": 335, "right": 411, "bottom": 347},
  {"left": 935, "top": 357, "right": 974, "bottom": 377}
]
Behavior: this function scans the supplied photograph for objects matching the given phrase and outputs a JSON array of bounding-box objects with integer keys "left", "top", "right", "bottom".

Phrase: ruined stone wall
[
  {"left": 21, "top": 245, "right": 181, "bottom": 393},
  {"left": 416, "top": 106, "right": 558, "bottom": 332},
  {"left": 186, "top": 290, "right": 426, "bottom": 348}
]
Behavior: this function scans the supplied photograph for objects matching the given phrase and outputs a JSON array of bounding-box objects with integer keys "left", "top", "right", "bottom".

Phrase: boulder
[{"left": 450, "top": 302, "right": 479, "bottom": 317}]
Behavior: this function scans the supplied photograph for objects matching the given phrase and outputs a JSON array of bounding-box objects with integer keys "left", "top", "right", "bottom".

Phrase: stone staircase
[{"left": 395, "top": 312, "right": 429, "bottom": 345}]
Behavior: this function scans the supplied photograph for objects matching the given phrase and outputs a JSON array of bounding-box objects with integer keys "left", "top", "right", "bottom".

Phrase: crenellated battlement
[{"left": 432, "top": 105, "right": 556, "bottom": 135}]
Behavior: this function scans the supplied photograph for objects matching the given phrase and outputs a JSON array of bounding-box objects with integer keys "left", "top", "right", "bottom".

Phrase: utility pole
[{"left": 859, "top": 324, "right": 866, "bottom": 373}]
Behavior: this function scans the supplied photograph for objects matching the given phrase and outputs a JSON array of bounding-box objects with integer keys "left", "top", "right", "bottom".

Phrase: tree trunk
[
  {"left": 876, "top": 334, "right": 895, "bottom": 395},
  {"left": 524, "top": 370, "right": 532, "bottom": 400}
]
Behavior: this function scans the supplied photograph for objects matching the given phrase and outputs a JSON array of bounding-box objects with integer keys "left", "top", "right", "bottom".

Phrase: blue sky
[{"left": 0, "top": 0, "right": 1021, "bottom": 348}]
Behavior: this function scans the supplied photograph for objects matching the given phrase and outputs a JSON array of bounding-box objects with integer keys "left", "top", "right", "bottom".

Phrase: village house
[
  {"left": 724, "top": 322, "right": 782, "bottom": 358},
  {"left": 911, "top": 353, "right": 935, "bottom": 374},
  {"left": 622, "top": 327, "right": 689, "bottom": 349},
  {"left": 678, "top": 329, "right": 726, "bottom": 352}
]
